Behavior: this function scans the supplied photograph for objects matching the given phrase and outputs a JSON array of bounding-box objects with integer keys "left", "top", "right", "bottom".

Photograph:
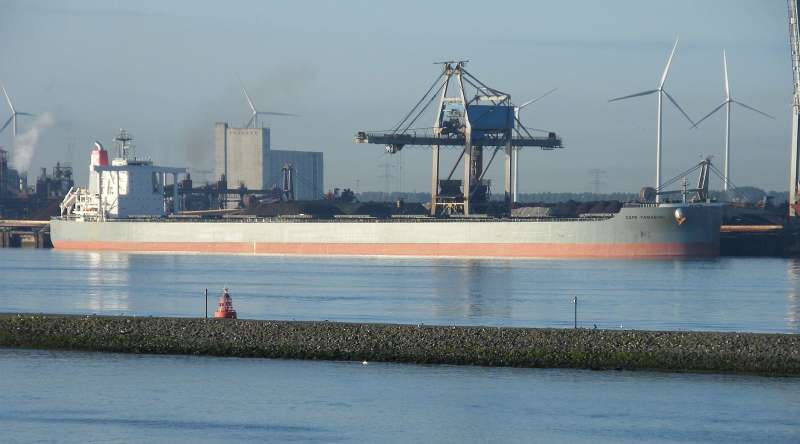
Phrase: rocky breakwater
[{"left": 0, "top": 314, "right": 798, "bottom": 375}]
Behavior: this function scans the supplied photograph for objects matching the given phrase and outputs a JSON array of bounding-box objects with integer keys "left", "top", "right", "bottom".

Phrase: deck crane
[
  {"left": 656, "top": 157, "right": 723, "bottom": 203},
  {"left": 789, "top": 0, "right": 800, "bottom": 218},
  {"left": 355, "top": 61, "right": 562, "bottom": 216}
]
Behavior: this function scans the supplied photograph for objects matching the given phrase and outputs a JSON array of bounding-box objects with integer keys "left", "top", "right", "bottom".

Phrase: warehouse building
[{"left": 214, "top": 123, "right": 323, "bottom": 200}]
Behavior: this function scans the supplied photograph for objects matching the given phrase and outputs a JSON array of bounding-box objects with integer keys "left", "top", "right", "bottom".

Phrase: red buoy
[{"left": 213, "top": 288, "right": 237, "bottom": 319}]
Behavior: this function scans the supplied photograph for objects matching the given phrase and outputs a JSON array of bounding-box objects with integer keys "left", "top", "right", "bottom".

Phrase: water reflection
[
  {"left": 786, "top": 259, "right": 800, "bottom": 333},
  {"left": 431, "top": 260, "right": 512, "bottom": 323},
  {"left": 2, "top": 249, "right": 799, "bottom": 333},
  {"left": 84, "top": 251, "right": 130, "bottom": 313}
]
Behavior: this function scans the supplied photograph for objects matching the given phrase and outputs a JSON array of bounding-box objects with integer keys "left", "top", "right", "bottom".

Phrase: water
[
  {"left": 1, "top": 249, "right": 799, "bottom": 332},
  {"left": 0, "top": 348, "right": 798, "bottom": 444},
  {"left": 3, "top": 249, "right": 800, "bottom": 442}
]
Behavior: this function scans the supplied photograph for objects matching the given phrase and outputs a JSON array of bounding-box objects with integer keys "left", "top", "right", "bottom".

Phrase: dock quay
[
  {"left": 0, "top": 314, "right": 798, "bottom": 376},
  {"left": 0, "top": 220, "right": 51, "bottom": 248},
  {"left": 720, "top": 224, "right": 786, "bottom": 256}
]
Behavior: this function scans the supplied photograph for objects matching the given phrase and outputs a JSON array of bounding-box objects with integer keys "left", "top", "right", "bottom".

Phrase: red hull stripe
[{"left": 51, "top": 241, "right": 718, "bottom": 258}]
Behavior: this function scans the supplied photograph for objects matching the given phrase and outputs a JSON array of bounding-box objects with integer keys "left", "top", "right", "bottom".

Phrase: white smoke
[{"left": 11, "top": 112, "right": 55, "bottom": 172}]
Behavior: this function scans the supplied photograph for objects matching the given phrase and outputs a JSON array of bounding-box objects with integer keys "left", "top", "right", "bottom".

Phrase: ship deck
[{"left": 54, "top": 214, "right": 618, "bottom": 224}]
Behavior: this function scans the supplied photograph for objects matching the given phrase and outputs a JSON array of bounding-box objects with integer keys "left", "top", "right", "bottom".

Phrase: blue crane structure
[{"left": 355, "top": 61, "right": 562, "bottom": 216}]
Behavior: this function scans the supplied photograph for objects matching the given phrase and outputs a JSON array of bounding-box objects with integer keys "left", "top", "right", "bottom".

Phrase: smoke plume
[{"left": 11, "top": 112, "right": 55, "bottom": 172}]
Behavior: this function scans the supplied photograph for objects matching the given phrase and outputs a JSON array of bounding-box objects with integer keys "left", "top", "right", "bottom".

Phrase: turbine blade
[
  {"left": 733, "top": 100, "right": 775, "bottom": 119},
  {"left": 691, "top": 101, "right": 727, "bottom": 129},
  {"left": 236, "top": 75, "right": 257, "bottom": 114},
  {"left": 723, "top": 50, "right": 730, "bottom": 99},
  {"left": 658, "top": 36, "right": 679, "bottom": 89},
  {"left": 1, "top": 82, "right": 14, "bottom": 113},
  {"left": 243, "top": 88, "right": 257, "bottom": 113},
  {"left": 608, "top": 89, "right": 658, "bottom": 102},
  {"left": 0, "top": 116, "right": 12, "bottom": 134},
  {"left": 519, "top": 87, "right": 558, "bottom": 110},
  {"left": 257, "top": 111, "right": 298, "bottom": 117},
  {"left": 663, "top": 90, "right": 695, "bottom": 125},
  {"left": 16, "top": 112, "right": 35, "bottom": 117},
  {"left": 246, "top": 114, "right": 255, "bottom": 128}
]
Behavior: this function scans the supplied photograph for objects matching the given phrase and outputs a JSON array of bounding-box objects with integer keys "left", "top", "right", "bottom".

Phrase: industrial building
[
  {"left": 1, "top": 147, "right": 73, "bottom": 219},
  {"left": 0, "top": 148, "right": 25, "bottom": 198},
  {"left": 214, "top": 123, "right": 323, "bottom": 201}
]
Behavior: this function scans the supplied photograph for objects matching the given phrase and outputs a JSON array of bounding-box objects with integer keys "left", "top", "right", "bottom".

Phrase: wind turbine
[
  {"left": 0, "top": 82, "right": 36, "bottom": 139},
  {"left": 238, "top": 78, "right": 297, "bottom": 128},
  {"left": 514, "top": 88, "right": 558, "bottom": 122},
  {"left": 691, "top": 51, "right": 774, "bottom": 191},
  {"left": 609, "top": 37, "right": 695, "bottom": 202},
  {"left": 512, "top": 87, "right": 557, "bottom": 203}
]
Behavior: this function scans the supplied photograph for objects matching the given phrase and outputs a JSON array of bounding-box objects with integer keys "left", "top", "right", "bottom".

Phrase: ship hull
[{"left": 50, "top": 204, "right": 722, "bottom": 259}]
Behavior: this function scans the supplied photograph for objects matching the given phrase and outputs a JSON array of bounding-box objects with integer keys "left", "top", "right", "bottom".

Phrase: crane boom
[{"left": 354, "top": 131, "right": 562, "bottom": 149}]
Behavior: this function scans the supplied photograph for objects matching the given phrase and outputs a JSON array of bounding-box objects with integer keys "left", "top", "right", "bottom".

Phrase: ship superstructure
[{"left": 60, "top": 130, "right": 186, "bottom": 220}]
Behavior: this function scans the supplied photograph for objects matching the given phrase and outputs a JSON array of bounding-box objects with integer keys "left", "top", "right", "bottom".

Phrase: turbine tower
[
  {"left": 512, "top": 87, "right": 557, "bottom": 203},
  {"left": 789, "top": 0, "right": 800, "bottom": 218},
  {"left": 238, "top": 78, "right": 297, "bottom": 128},
  {"left": 0, "top": 82, "right": 35, "bottom": 139},
  {"left": 692, "top": 51, "right": 774, "bottom": 192},
  {"left": 609, "top": 37, "right": 694, "bottom": 203}
]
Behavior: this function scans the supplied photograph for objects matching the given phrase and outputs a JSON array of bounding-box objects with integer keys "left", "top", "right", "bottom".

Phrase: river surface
[
  {"left": 2, "top": 249, "right": 800, "bottom": 443},
  {"left": 0, "top": 348, "right": 798, "bottom": 444},
  {"left": 1, "top": 249, "right": 799, "bottom": 332}
]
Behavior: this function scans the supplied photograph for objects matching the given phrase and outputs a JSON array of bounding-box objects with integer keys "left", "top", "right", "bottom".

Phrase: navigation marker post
[{"left": 573, "top": 296, "right": 578, "bottom": 329}]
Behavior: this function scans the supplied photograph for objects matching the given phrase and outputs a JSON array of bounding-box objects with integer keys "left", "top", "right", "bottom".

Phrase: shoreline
[{"left": 1, "top": 314, "right": 798, "bottom": 376}]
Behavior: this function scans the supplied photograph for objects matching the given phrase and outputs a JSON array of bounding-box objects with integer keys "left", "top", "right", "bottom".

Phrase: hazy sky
[{"left": 0, "top": 0, "right": 791, "bottom": 193}]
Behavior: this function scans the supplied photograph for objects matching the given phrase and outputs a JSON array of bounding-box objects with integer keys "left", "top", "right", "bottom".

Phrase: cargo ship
[
  {"left": 52, "top": 62, "right": 723, "bottom": 258},
  {"left": 51, "top": 139, "right": 722, "bottom": 258}
]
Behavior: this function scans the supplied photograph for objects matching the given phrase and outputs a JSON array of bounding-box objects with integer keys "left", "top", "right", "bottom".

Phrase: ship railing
[
  {"left": 578, "top": 213, "right": 617, "bottom": 218},
  {"left": 334, "top": 215, "right": 377, "bottom": 220},
  {"left": 624, "top": 202, "right": 660, "bottom": 208},
  {"left": 52, "top": 214, "right": 617, "bottom": 223},
  {"left": 623, "top": 202, "right": 718, "bottom": 208}
]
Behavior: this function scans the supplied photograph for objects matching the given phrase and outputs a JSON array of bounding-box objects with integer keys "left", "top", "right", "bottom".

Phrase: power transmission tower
[
  {"left": 395, "top": 151, "right": 403, "bottom": 194},
  {"left": 588, "top": 169, "right": 606, "bottom": 195},
  {"left": 378, "top": 161, "right": 396, "bottom": 201}
]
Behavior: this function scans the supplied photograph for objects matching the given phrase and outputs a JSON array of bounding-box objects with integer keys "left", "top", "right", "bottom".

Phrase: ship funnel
[
  {"left": 89, "top": 140, "right": 108, "bottom": 195},
  {"left": 91, "top": 140, "right": 108, "bottom": 167}
]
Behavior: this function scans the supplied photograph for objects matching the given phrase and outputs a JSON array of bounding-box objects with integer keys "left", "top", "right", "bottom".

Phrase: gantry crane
[{"left": 355, "top": 61, "right": 562, "bottom": 216}]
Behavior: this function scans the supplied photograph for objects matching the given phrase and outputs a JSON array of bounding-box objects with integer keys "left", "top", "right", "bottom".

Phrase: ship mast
[{"left": 114, "top": 128, "right": 135, "bottom": 160}]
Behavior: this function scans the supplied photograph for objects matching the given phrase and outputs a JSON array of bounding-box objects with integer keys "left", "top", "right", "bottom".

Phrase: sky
[{"left": 0, "top": 0, "right": 792, "bottom": 193}]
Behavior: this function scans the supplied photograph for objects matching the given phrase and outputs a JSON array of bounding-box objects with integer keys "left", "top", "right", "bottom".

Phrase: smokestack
[{"left": 89, "top": 141, "right": 108, "bottom": 195}]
